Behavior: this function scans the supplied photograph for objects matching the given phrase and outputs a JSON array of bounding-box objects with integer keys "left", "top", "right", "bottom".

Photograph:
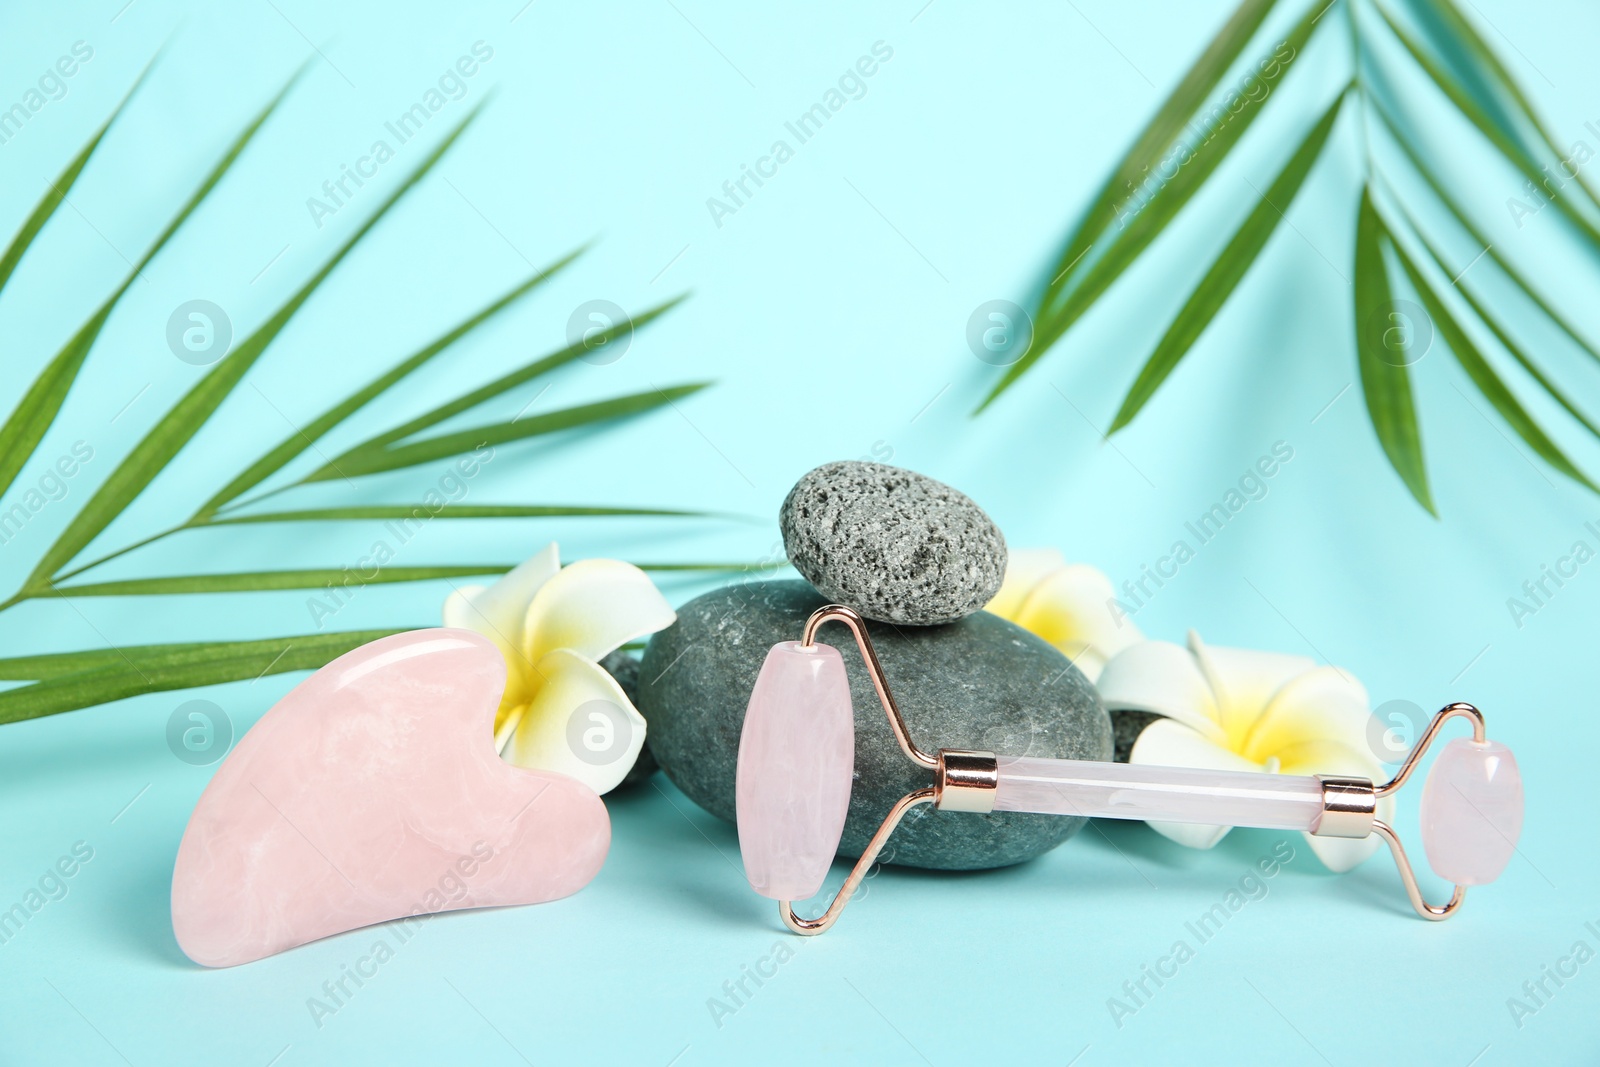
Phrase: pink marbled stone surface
[
  {"left": 736, "top": 641, "right": 854, "bottom": 900},
  {"left": 171, "top": 628, "right": 610, "bottom": 968},
  {"left": 1420, "top": 737, "right": 1524, "bottom": 886}
]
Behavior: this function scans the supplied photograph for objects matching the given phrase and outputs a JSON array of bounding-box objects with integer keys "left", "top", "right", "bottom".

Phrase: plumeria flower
[
  {"left": 1097, "top": 630, "right": 1393, "bottom": 872},
  {"left": 442, "top": 542, "right": 675, "bottom": 795},
  {"left": 984, "top": 547, "right": 1143, "bottom": 682}
]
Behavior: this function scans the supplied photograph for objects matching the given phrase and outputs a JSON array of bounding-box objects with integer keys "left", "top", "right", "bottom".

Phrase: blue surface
[{"left": 0, "top": 1, "right": 1595, "bottom": 1063}]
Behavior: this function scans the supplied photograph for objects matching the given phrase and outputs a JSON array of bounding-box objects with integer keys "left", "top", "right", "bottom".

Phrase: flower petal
[
  {"left": 1011, "top": 564, "right": 1143, "bottom": 682},
  {"left": 1188, "top": 632, "right": 1315, "bottom": 745},
  {"left": 985, "top": 547, "right": 1066, "bottom": 619},
  {"left": 1299, "top": 831, "right": 1380, "bottom": 874},
  {"left": 1097, "top": 640, "right": 1224, "bottom": 742},
  {"left": 1273, "top": 738, "right": 1385, "bottom": 781},
  {"left": 1241, "top": 665, "right": 1373, "bottom": 765},
  {"left": 1129, "top": 717, "right": 1272, "bottom": 849},
  {"left": 442, "top": 542, "right": 561, "bottom": 652},
  {"left": 1275, "top": 738, "right": 1392, "bottom": 872},
  {"left": 523, "top": 558, "right": 676, "bottom": 664},
  {"left": 504, "top": 649, "right": 646, "bottom": 795}
]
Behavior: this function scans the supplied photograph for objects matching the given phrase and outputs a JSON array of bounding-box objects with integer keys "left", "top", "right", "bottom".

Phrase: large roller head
[{"left": 735, "top": 640, "right": 855, "bottom": 901}]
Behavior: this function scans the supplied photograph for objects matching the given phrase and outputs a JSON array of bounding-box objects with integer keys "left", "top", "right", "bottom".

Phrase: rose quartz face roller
[{"left": 736, "top": 606, "right": 1524, "bottom": 935}]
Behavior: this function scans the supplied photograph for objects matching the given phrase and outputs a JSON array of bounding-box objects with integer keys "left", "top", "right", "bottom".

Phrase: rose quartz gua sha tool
[
  {"left": 737, "top": 606, "right": 1524, "bottom": 935},
  {"left": 172, "top": 629, "right": 610, "bottom": 968}
]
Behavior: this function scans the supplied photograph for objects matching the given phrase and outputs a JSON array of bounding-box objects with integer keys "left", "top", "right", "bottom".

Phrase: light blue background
[{"left": 0, "top": 1, "right": 1595, "bottom": 1063}]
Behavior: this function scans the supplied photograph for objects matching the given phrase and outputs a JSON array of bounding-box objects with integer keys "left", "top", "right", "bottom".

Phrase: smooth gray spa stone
[
  {"left": 639, "top": 580, "right": 1112, "bottom": 871},
  {"left": 778, "top": 461, "right": 1007, "bottom": 625}
]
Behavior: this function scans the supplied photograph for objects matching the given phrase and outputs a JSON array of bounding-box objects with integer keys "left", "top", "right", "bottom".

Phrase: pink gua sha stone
[
  {"left": 1419, "top": 737, "right": 1524, "bottom": 886},
  {"left": 171, "top": 628, "right": 610, "bottom": 968},
  {"left": 736, "top": 641, "right": 854, "bottom": 900}
]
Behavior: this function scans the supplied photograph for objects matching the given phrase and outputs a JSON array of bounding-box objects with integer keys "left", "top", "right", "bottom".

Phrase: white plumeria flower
[
  {"left": 1097, "top": 630, "right": 1394, "bottom": 872},
  {"left": 984, "top": 547, "right": 1143, "bottom": 682},
  {"left": 442, "top": 542, "right": 676, "bottom": 795}
]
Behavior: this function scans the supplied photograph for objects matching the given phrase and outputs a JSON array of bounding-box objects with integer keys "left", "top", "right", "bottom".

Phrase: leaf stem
[
  {"left": 1347, "top": 0, "right": 1372, "bottom": 180},
  {"left": 208, "top": 478, "right": 302, "bottom": 518},
  {"left": 45, "top": 518, "right": 205, "bottom": 588}
]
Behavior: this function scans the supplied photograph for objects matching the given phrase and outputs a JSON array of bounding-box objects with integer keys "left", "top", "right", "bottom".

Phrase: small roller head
[{"left": 1420, "top": 737, "right": 1523, "bottom": 886}]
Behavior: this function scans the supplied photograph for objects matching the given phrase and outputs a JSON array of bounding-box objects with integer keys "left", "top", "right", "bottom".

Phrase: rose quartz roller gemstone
[
  {"left": 1419, "top": 737, "right": 1524, "bottom": 885},
  {"left": 171, "top": 628, "right": 611, "bottom": 968},
  {"left": 736, "top": 641, "right": 854, "bottom": 900}
]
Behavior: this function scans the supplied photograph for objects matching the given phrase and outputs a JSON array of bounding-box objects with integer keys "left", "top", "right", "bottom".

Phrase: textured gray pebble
[
  {"left": 779, "top": 461, "right": 1007, "bottom": 625},
  {"left": 639, "top": 580, "right": 1111, "bottom": 871}
]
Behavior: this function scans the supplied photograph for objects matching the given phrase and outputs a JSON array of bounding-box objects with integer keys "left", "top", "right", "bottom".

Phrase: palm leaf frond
[
  {"left": 207, "top": 504, "right": 708, "bottom": 524},
  {"left": 1389, "top": 199, "right": 1600, "bottom": 443},
  {"left": 1420, "top": 0, "right": 1600, "bottom": 212},
  {"left": 1368, "top": 95, "right": 1600, "bottom": 366},
  {"left": 305, "top": 382, "right": 711, "bottom": 482},
  {"left": 1373, "top": 2, "right": 1600, "bottom": 247},
  {"left": 980, "top": 0, "right": 1334, "bottom": 409},
  {"left": 984, "top": 0, "right": 1600, "bottom": 513},
  {"left": 0, "top": 63, "right": 292, "bottom": 503},
  {"left": 50, "top": 566, "right": 507, "bottom": 597},
  {"left": 196, "top": 244, "right": 587, "bottom": 518},
  {"left": 0, "top": 630, "right": 403, "bottom": 724},
  {"left": 1354, "top": 188, "right": 1434, "bottom": 514},
  {"left": 1112, "top": 91, "right": 1344, "bottom": 431},
  {"left": 1036, "top": 0, "right": 1285, "bottom": 313},
  {"left": 307, "top": 296, "right": 686, "bottom": 479},
  {"left": 18, "top": 107, "right": 482, "bottom": 594},
  {"left": 1390, "top": 238, "right": 1597, "bottom": 491}
]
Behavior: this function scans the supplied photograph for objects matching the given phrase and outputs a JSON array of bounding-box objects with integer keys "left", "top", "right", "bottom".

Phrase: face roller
[{"left": 735, "top": 606, "right": 1525, "bottom": 935}]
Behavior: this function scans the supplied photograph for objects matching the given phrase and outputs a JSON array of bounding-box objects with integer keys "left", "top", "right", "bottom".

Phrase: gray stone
[
  {"left": 779, "top": 461, "right": 1007, "bottom": 625},
  {"left": 640, "top": 580, "right": 1111, "bottom": 871},
  {"left": 602, "top": 650, "right": 658, "bottom": 789}
]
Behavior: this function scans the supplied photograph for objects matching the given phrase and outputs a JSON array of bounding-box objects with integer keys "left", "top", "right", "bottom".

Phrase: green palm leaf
[
  {"left": 49, "top": 566, "right": 504, "bottom": 597},
  {"left": 1391, "top": 200, "right": 1600, "bottom": 443},
  {"left": 977, "top": 0, "right": 1600, "bottom": 513},
  {"left": 0, "top": 642, "right": 262, "bottom": 681},
  {"left": 1112, "top": 92, "right": 1344, "bottom": 431},
  {"left": 0, "top": 630, "right": 403, "bottom": 724},
  {"left": 1354, "top": 188, "right": 1434, "bottom": 514},
  {"left": 0, "top": 63, "right": 292, "bottom": 504},
  {"left": 49, "top": 554, "right": 776, "bottom": 597},
  {"left": 0, "top": 56, "right": 156, "bottom": 296},
  {"left": 195, "top": 244, "right": 587, "bottom": 518},
  {"left": 1368, "top": 96, "right": 1600, "bottom": 366},
  {"left": 1421, "top": 0, "right": 1600, "bottom": 212},
  {"left": 310, "top": 297, "right": 685, "bottom": 477},
  {"left": 1037, "top": 0, "right": 1283, "bottom": 311},
  {"left": 0, "top": 59, "right": 727, "bottom": 726},
  {"left": 1374, "top": 2, "right": 1600, "bottom": 247},
  {"left": 303, "top": 382, "right": 711, "bottom": 482},
  {"left": 17, "top": 106, "right": 483, "bottom": 596},
  {"left": 1391, "top": 239, "right": 1597, "bottom": 491},
  {"left": 206, "top": 504, "right": 707, "bottom": 524},
  {"left": 981, "top": 0, "right": 1332, "bottom": 410}
]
